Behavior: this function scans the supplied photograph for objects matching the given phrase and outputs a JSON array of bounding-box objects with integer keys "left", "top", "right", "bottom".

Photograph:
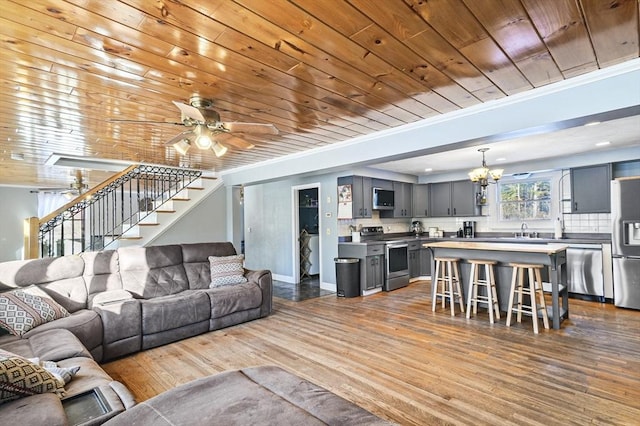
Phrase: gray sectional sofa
[{"left": 0, "top": 242, "right": 272, "bottom": 424}]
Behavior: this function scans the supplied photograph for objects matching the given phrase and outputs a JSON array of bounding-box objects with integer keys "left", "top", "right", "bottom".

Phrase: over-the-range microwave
[{"left": 372, "top": 187, "right": 394, "bottom": 210}]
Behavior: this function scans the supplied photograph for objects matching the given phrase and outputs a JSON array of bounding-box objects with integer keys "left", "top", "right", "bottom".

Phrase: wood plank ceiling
[{"left": 0, "top": 0, "right": 638, "bottom": 189}]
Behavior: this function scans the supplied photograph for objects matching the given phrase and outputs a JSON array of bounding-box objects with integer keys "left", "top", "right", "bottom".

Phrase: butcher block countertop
[{"left": 423, "top": 240, "right": 569, "bottom": 254}]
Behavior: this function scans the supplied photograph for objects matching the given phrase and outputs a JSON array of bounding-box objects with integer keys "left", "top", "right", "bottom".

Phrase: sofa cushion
[
  {"left": 205, "top": 282, "right": 263, "bottom": 319},
  {"left": 0, "top": 392, "right": 67, "bottom": 426},
  {"left": 181, "top": 242, "right": 237, "bottom": 290},
  {"left": 0, "top": 349, "right": 65, "bottom": 403},
  {"left": 82, "top": 250, "right": 123, "bottom": 301},
  {"left": 1, "top": 329, "right": 92, "bottom": 363},
  {"left": 22, "top": 309, "right": 103, "bottom": 358},
  {"left": 140, "top": 290, "right": 210, "bottom": 335},
  {"left": 0, "top": 255, "right": 87, "bottom": 313},
  {"left": 0, "top": 286, "right": 70, "bottom": 337},
  {"left": 118, "top": 245, "right": 189, "bottom": 298},
  {"left": 209, "top": 255, "right": 248, "bottom": 287}
]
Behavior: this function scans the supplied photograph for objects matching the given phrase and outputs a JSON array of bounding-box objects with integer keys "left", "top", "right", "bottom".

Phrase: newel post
[{"left": 24, "top": 217, "right": 40, "bottom": 259}]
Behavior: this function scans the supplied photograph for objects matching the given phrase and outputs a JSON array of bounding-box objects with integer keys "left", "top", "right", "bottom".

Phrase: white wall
[
  {"left": 152, "top": 185, "right": 228, "bottom": 246},
  {"left": 0, "top": 188, "right": 38, "bottom": 261}
]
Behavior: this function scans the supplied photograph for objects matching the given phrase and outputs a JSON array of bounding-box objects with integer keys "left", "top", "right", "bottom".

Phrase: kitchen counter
[{"left": 423, "top": 240, "right": 569, "bottom": 329}]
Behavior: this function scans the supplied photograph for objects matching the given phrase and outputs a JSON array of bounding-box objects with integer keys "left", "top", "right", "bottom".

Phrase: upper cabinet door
[
  {"left": 429, "top": 182, "right": 452, "bottom": 217},
  {"left": 451, "top": 180, "right": 477, "bottom": 216},
  {"left": 571, "top": 164, "right": 612, "bottom": 213},
  {"left": 413, "top": 184, "right": 430, "bottom": 217}
]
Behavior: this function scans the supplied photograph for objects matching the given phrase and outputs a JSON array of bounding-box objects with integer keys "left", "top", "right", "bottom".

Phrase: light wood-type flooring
[{"left": 102, "top": 280, "right": 640, "bottom": 425}]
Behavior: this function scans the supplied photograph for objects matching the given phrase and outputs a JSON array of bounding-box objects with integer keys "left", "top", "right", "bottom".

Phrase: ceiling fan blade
[
  {"left": 223, "top": 122, "right": 279, "bottom": 135},
  {"left": 172, "top": 101, "right": 206, "bottom": 122},
  {"left": 216, "top": 134, "right": 255, "bottom": 150},
  {"left": 109, "top": 119, "right": 185, "bottom": 126},
  {"left": 164, "top": 130, "right": 195, "bottom": 146}
]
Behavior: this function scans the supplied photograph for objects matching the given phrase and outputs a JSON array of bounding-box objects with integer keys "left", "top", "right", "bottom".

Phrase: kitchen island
[{"left": 424, "top": 241, "right": 569, "bottom": 329}]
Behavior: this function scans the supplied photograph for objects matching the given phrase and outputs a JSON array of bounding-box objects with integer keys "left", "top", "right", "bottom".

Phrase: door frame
[{"left": 291, "top": 183, "right": 322, "bottom": 284}]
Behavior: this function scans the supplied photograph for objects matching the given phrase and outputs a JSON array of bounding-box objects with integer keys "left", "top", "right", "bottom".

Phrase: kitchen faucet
[{"left": 520, "top": 222, "right": 529, "bottom": 237}]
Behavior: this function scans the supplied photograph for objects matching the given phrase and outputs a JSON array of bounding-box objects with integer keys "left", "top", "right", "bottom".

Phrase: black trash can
[{"left": 334, "top": 258, "right": 360, "bottom": 298}]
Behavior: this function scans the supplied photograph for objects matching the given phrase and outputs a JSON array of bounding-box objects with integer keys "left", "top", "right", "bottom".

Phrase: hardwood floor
[{"left": 102, "top": 280, "right": 640, "bottom": 425}]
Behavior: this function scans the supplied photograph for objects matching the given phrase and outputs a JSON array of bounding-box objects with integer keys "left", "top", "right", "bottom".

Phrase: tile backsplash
[{"left": 562, "top": 213, "right": 611, "bottom": 234}]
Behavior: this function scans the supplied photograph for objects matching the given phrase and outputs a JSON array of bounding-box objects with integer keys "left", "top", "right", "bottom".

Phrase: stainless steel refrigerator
[{"left": 611, "top": 177, "right": 640, "bottom": 309}]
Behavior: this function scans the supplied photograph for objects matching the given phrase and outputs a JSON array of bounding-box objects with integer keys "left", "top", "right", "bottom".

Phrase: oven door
[{"left": 386, "top": 243, "right": 409, "bottom": 279}]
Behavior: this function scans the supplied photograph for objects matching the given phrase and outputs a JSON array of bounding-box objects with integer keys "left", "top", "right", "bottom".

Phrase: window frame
[{"left": 497, "top": 176, "right": 553, "bottom": 222}]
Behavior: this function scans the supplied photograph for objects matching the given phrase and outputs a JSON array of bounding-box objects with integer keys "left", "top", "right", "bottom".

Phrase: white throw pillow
[{"left": 209, "top": 255, "right": 248, "bottom": 287}]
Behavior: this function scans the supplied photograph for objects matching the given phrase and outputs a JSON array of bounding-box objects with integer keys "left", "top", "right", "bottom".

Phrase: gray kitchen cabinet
[
  {"left": 365, "top": 254, "right": 385, "bottom": 290},
  {"left": 381, "top": 181, "right": 413, "bottom": 218},
  {"left": 429, "top": 180, "right": 479, "bottom": 217},
  {"left": 412, "top": 184, "right": 430, "bottom": 217},
  {"left": 408, "top": 241, "right": 421, "bottom": 278},
  {"left": 338, "top": 175, "right": 372, "bottom": 218},
  {"left": 419, "top": 248, "right": 431, "bottom": 276},
  {"left": 394, "top": 181, "right": 413, "bottom": 217},
  {"left": 429, "top": 182, "right": 451, "bottom": 217},
  {"left": 451, "top": 180, "right": 477, "bottom": 216},
  {"left": 571, "top": 164, "right": 611, "bottom": 213}
]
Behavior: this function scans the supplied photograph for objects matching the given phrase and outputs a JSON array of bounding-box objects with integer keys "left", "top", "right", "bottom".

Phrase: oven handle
[{"left": 386, "top": 243, "right": 408, "bottom": 249}]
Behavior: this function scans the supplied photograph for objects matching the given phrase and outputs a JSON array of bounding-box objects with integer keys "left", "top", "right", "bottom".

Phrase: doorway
[{"left": 292, "top": 184, "right": 321, "bottom": 285}]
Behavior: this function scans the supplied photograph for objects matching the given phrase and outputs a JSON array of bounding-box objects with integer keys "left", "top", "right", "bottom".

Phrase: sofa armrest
[
  {"left": 89, "top": 289, "right": 134, "bottom": 309},
  {"left": 91, "top": 291, "right": 142, "bottom": 361},
  {"left": 245, "top": 269, "right": 272, "bottom": 317}
]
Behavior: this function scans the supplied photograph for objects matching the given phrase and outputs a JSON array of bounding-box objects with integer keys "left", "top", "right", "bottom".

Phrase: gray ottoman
[{"left": 105, "top": 365, "right": 393, "bottom": 425}]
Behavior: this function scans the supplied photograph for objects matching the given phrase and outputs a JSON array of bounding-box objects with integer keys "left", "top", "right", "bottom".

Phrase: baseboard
[
  {"left": 272, "top": 273, "right": 295, "bottom": 283},
  {"left": 320, "top": 282, "right": 336, "bottom": 292}
]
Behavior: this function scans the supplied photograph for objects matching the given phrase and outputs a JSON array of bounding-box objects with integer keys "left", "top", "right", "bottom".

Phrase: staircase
[
  {"left": 32, "top": 165, "right": 221, "bottom": 258},
  {"left": 114, "top": 177, "right": 222, "bottom": 248}
]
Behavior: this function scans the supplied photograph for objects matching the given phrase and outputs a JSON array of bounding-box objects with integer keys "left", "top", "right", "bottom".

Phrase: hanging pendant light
[{"left": 468, "top": 148, "right": 503, "bottom": 188}]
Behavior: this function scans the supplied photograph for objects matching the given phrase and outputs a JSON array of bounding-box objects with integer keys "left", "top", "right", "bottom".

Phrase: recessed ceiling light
[
  {"left": 424, "top": 168, "right": 433, "bottom": 172},
  {"left": 596, "top": 141, "right": 611, "bottom": 146},
  {"left": 495, "top": 157, "right": 506, "bottom": 162},
  {"left": 584, "top": 121, "right": 601, "bottom": 127}
]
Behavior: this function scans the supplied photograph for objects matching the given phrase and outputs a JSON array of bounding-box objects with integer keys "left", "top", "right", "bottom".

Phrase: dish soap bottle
[{"left": 554, "top": 217, "right": 563, "bottom": 239}]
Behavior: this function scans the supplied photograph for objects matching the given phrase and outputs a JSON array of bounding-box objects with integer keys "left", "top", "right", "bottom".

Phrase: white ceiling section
[{"left": 220, "top": 59, "right": 640, "bottom": 186}]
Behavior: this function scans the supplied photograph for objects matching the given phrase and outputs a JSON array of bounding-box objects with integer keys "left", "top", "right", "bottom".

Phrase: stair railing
[{"left": 36, "top": 165, "right": 202, "bottom": 258}]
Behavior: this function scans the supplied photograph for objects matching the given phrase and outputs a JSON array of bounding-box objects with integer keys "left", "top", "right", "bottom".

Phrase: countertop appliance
[
  {"left": 372, "top": 187, "right": 394, "bottom": 210},
  {"left": 611, "top": 177, "right": 640, "bottom": 310},
  {"left": 463, "top": 221, "right": 476, "bottom": 238},
  {"left": 411, "top": 221, "right": 423, "bottom": 235}
]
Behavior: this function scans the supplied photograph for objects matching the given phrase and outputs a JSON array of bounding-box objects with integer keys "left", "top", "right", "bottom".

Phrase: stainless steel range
[{"left": 360, "top": 226, "right": 410, "bottom": 292}]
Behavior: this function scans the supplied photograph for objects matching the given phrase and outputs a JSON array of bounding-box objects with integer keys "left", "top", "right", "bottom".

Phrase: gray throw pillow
[{"left": 209, "top": 255, "right": 248, "bottom": 287}]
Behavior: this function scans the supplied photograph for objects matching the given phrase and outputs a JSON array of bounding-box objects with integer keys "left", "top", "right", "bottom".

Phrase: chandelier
[{"left": 468, "top": 148, "right": 503, "bottom": 188}]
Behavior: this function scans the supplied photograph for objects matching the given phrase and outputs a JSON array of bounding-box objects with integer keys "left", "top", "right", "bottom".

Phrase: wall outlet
[{"left": 326, "top": 228, "right": 331, "bottom": 235}]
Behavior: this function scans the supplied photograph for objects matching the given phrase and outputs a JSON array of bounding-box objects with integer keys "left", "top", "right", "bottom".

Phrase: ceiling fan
[
  {"left": 113, "top": 96, "right": 279, "bottom": 157},
  {"left": 35, "top": 170, "right": 89, "bottom": 199}
]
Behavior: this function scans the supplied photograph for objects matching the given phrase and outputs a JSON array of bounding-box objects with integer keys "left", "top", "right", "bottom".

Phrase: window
[{"left": 499, "top": 178, "right": 551, "bottom": 221}]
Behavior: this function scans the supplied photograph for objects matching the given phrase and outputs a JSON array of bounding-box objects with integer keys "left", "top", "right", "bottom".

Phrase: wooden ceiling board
[
  {"left": 580, "top": 0, "right": 639, "bottom": 67},
  {"left": 0, "top": 0, "right": 637, "bottom": 188}
]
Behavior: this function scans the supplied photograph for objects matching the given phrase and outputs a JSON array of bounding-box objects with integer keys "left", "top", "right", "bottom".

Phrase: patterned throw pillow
[
  {"left": 0, "top": 286, "right": 70, "bottom": 337},
  {"left": 209, "top": 255, "right": 248, "bottom": 287},
  {"left": 0, "top": 349, "right": 65, "bottom": 403}
]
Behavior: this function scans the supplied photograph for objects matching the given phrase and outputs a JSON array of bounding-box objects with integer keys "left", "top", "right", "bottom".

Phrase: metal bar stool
[
  {"left": 466, "top": 259, "right": 500, "bottom": 324},
  {"left": 506, "top": 263, "right": 550, "bottom": 333},
  {"left": 431, "top": 257, "right": 464, "bottom": 316}
]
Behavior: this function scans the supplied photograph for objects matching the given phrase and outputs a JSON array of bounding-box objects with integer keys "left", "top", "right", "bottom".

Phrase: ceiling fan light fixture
[
  {"left": 211, "top": 142, "right": 228, "bottom": 157},
  {"left": 194, "top": 125, "right": 213, "bottom": 149},
  {"left": 173, "top": 139, "right": 191, "bottom": 156}
]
